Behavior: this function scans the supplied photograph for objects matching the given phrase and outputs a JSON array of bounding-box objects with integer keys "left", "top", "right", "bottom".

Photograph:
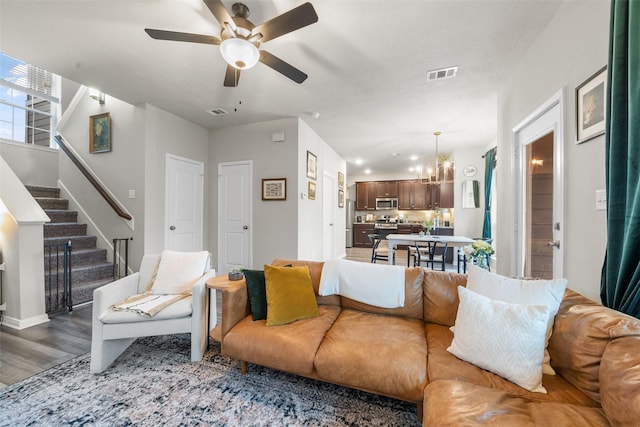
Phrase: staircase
[{"left": 27, "top": 185, "right": 113, "bottom": 307}]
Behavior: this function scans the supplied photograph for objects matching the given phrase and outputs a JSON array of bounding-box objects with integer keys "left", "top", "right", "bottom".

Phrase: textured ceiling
[{"left": 0, "top": 0, "right": 563, "bottom": 176}]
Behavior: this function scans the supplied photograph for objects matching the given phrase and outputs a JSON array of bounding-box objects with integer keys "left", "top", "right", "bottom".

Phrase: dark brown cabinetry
[
  {"left": 353, "top": 223, "right": 375, "bottom": 247},
  {"left": 375, "top": 181, "right": 398, "bottom": 198},
  {"left": 355, "top": 182, "right": 377, "bottom": 210},
  {"left": 359, "top": 179, "right": 453, "bottom": 210}
]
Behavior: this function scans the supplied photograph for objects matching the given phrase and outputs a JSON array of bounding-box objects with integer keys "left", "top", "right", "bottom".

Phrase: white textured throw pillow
[
  {"left": 448, "top": 286, "right": 550, "bottom": 393},
  {"left": 150, "top": 250, "right": 209, "bottom": 295},
  {"left": 466, "top": 265, "right": 567, "bottom": 375}
]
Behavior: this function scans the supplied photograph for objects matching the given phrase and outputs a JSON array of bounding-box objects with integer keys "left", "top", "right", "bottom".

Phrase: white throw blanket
[
  {"left": 109, "top": 292, "right": 188, "bottom": 318},
  {"left": 319, "top": 259, "right": 405, "bottom": 308}
]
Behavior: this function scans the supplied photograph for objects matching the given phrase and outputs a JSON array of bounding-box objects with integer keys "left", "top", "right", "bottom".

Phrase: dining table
[{"left": 384, "top": 233, "right": 475, "bottom": 266}]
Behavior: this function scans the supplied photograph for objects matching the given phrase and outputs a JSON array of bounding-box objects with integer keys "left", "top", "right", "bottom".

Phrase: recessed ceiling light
[
  {"left": 355, "top": 159, "right": 363, "bottom": 165},
  {"left": 364, "top": 168, "right": 371, "bottom": 174},
  {"left": 410, "top": 155, "right": 418, "bottom": 161}
]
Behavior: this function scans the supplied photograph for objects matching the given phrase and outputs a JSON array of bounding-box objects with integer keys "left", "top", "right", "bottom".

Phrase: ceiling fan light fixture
[{"left": 220, "top": 38, "right": 259, "bottom": 70}]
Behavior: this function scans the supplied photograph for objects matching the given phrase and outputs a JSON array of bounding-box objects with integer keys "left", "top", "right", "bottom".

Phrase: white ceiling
[{"left": 0, "top": 0, "right": 563, "bottom": 176}]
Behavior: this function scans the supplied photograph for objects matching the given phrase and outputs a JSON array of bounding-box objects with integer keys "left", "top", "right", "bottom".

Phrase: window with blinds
[{"left": 1, "top": 52, "right": 60, "bottom": 147}]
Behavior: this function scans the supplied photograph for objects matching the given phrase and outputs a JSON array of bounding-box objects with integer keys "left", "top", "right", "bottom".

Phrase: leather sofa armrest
[
  {"left": 599, "top": 335, "right": 640, "bottom": 426},
  {"left": 220, "top": 281, "right": 250, "bottom": 342}
]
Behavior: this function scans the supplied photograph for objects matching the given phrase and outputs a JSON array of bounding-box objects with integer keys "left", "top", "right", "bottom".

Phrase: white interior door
[
  {"left": 165, "top": 154, "right": 203, "bottom": 251},
  {"left": 322, "top": 172, "right": 335, "bottom": 260},
  {"left": 513, "top": 92, "right": 564, "bottom": 278},
  {"left": 218, "top": 161, "right": 252, "bottom": 274}
]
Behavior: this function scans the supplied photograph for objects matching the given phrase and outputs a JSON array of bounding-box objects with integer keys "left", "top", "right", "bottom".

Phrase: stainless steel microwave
[{"left": 376, "top": 198, "right": 398, "bottom": 210}]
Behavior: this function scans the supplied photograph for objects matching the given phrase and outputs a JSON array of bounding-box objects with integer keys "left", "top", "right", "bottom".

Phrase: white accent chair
[{"left": 90, "top": 253, "right": 216, "bottom": 374}]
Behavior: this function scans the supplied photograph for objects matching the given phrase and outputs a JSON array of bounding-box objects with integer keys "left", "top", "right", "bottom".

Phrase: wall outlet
[{"left": 595, "top": 189, "right": 606, "bottom": 210}]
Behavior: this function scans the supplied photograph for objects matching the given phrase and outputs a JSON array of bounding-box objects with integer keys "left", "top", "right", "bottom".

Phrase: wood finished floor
[{"left": 0, "top": 248, "right": 458, "bottom": 388}]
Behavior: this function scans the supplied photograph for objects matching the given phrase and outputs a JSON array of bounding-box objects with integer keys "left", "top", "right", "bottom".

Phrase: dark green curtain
[
  {"left": 601, "top": 0, "right": 640, "bottom": 318},
  {"left": 482, "top": 148, "right": 496, "bottom": 240}
]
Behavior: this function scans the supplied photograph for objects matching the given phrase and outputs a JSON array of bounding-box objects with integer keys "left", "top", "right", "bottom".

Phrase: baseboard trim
[{"left": 2, "top": 314, "right": 50, "bottom": 330}]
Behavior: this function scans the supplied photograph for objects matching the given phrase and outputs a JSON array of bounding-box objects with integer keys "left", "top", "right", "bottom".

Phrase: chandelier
[{"left": 419, "top": 131, "right": 454, "bottom": 184}]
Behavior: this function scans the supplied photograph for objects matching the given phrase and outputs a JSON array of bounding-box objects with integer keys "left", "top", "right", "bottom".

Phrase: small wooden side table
[{"left": 206, "top": 275, "right": 245, "bottom": 342}]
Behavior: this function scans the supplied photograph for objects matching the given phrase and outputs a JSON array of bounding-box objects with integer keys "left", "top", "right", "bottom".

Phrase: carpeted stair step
[
  {"left": 69, "top": 277, "right": 115, "bottom": 305},
  {"left": 44, "top": 222, "right": 87, "bottom": 238},
  {"left": 35, "top": 197, "right": 69, "bottom": 210},
  {"left": 45, "top": 209, "right": 78, "bottom": 223},
  {"left": 45, "top": 235, "right": 98, "bottom": 250},
  {"left": 43, "top": 248, "right": 109, "bottom": 268},
  {"left": 25, "top": 185, "right": 60, "bottom": 198},
  {"left": 46, "top": 261, "right": 113, "bottom": 284}
]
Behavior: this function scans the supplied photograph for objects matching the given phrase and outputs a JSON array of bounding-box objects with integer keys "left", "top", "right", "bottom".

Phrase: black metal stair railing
[
  {"left": 113, "top": 237, "right": 133, "bottom": 280},
  {"left": 44, "top": 240, "right": 72, "bottom": 313}
]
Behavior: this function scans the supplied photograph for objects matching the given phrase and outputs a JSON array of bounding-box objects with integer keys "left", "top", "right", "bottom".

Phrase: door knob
[
  {"left": 169, "top": 225, "right": 176, "bottom": 230},
  {"left": 547, "top": 240, "right": 560, "bottom": 248},
  {"left": 243, "top": 225, "right": 249, "bottom": 230}
]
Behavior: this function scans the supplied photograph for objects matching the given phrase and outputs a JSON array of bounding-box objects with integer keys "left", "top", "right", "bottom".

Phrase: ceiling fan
[{"left": 145, "top": 0, "right": 318, "bottom": 87}]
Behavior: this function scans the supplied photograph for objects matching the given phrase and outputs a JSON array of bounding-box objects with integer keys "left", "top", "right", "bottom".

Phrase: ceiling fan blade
[
  {"left": 259, "top": 50, "right": 307, "bottom": 84},
  {"left": 251, "top": 2, "right": 318, "bottom": 43},
  {"left": 224, "top": 65, "right": 240, "bottom": 87},
  {"left": 203, "top": 0, "right": 236, "bottom": 32},
  {"left": 145, "top": 28, "right": 221, "bottom": 45}
]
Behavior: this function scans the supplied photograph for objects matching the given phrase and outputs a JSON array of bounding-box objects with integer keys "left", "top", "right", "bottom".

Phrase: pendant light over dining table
[{"left": 420, "top": 131, "right": 454, "bottom": 184}]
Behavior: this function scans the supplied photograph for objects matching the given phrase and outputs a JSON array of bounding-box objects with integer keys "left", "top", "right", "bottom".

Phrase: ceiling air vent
[
  {"left": 427, "top": 66, "right": 458, "bottom": 82},
  {"left": 207, "top": 108, "right": 228, "bottom": 116}
]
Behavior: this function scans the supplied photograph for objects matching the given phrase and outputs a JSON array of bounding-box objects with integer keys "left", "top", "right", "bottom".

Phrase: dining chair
[
  {"left": 368, "top": 234, "right": 390, "bottom": 264},
  {"left": 414, "top": 241, "right": 449, "bottom": 271}
]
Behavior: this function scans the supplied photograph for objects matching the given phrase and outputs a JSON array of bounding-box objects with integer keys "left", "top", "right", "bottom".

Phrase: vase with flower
[{"left": 463, "top": 240, "right": 494, "bottom": 270}]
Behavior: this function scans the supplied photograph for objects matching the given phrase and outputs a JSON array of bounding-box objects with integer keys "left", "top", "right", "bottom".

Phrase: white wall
[
  {"left": 497, "top": 0, "right": 609, "bottom": 301},
  {"left": 0, "top": 139, "right": 59, "bottom": 186},
  {"left": 209, "top": 118, "right": 299, "bottom": 269},
  {"left": 297, "top": 119, "right": 347, "bottom": 260},
  {"left": 143, "top": 104, "right": 210, "bottom": 256},
  {"left": 452, "top": 146, "right": 486, "bottom": 239}
]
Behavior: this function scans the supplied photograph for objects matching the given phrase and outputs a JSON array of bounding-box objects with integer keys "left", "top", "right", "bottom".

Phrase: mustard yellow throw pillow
[{"left": 264, "top": 264, "right": 319, "bottom": 326}]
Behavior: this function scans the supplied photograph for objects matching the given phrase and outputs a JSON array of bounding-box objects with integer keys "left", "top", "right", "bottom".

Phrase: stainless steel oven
[{"left": 375, "top": 198, "right": 398, "bottom": 210}]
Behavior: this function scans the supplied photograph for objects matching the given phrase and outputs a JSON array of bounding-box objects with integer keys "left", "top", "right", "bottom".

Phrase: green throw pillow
[
  {"left": 244, "top": 269, "right": 267, "bottom": 321},
  {"left": 264, "top": 264, "right": 319, "bottom": 326}
]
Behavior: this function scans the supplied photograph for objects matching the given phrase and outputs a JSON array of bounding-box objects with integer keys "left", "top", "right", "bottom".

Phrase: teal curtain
[
  {"left": 601, "top": 0, "right": 640, "bottom": 318},
  {"left": 482, "top": 148, "right": 496, "bottom": 239}
]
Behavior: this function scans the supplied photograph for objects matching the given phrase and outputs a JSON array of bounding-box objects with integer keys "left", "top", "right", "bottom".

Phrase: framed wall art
[
  {"left": 262, "top": 178, "right": 287, "bottom": 201},
  {"left": 338, "top": 171, "right": 345, "bottom": 189},
  {"left": 89, "top": 112, "right": 111, "bottom": 153},
  {"left": 306, "top": 151, "right": 317, "bottom": 180},
  {"left": 576, "top": 66, "right": 607, "bottom": 144},
  {"left": 338, "top": 189, "right": 344, "bottom": 208},
  {"left": 308, "top": 181, "right": 316, "bottom": 200}
]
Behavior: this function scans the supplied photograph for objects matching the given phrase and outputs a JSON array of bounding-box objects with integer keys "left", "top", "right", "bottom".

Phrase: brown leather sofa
[{"left": 218, "top": 259, "right": 640, "bottom": 426}]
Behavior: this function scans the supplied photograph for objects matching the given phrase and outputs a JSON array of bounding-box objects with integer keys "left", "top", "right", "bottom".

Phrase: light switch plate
[
  {"left": 595, "top": 189, "right": 606, "bottom": 210},
  {"left": 128, "top": 190, "right": 136, "bottom": 199}
]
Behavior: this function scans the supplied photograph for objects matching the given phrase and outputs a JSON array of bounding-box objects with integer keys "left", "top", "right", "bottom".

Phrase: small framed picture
[
  {"left": 338, "top": 189, "right": 344, "bottom": 208},
  {"left": 308, "top": 181, "right": 316, "bottom": 200},
  {"left": 262, "top": 178, "right": 286, "bottom": 201},
  {"left": 576, "top": 66, "right": 607, "bottom": 144},
  {"left": 306, "top": 151, "right": 317, "bottom": 180},
  {"left": 338, "top": 171, "right": 345, "bottom": 189},
  {"left": 89, "top": 112, "right": 111, "bottom": 153}
]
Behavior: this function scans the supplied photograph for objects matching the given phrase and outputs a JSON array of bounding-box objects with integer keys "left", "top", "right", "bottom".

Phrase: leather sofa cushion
[
  {"left": 423, "top": 380, "right": 610, "bottom": 426},
  {"left": 223, "top": 304, "right": 340, "bottom": 376},
  {"left": 340, "top": 267, "right": 424, "bottom": 320},
  {"left": 271, "top": 259, "right": 341, "bottom": 306},
  {"left": 314, "top": 309, "right": 427, "bottom": 402},
  {"left": 599, "top": 335, "right": 640, "bottom": 426},
  {"left": 548, "top": 289, "right": 640, "bottom": 404},
  {"left": 425, "top": 323, "right": 598, "bottom": 407},
  {"left": 422, "top": 270, "right": 468, "bottom": 326},
  {"left": 100, "top": 296, "right": 192, "bottom": 323}
]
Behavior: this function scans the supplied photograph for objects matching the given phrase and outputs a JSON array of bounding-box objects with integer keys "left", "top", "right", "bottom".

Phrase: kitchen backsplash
[{"left": 354, "top": 208, "right": 455, "bottom": 226}]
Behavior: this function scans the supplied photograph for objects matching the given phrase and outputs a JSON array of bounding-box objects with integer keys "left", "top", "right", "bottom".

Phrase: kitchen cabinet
[
  {"left": 353, "top": 223, "right": 375, "bottom": 248},
  {"left": 399, "top": 181, "right": 432, "bottom": 210},
  {"left": 375, "top": 181, "right": 398, "bottom": 198},
  {"left": 438, "top": 182, "right": 454, "bottom": 209},
  {"left": 356, "top": 182, "right": 377, "bottom": 210}
]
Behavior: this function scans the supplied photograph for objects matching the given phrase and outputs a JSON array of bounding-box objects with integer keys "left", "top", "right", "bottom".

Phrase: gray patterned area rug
[{"left": 0, "top": 334, "right": 420, "bottom": 426}]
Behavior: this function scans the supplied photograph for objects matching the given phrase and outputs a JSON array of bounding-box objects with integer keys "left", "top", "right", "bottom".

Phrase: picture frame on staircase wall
[{"left": 89, "top": 112, "right": 111, "bottom": 153}]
